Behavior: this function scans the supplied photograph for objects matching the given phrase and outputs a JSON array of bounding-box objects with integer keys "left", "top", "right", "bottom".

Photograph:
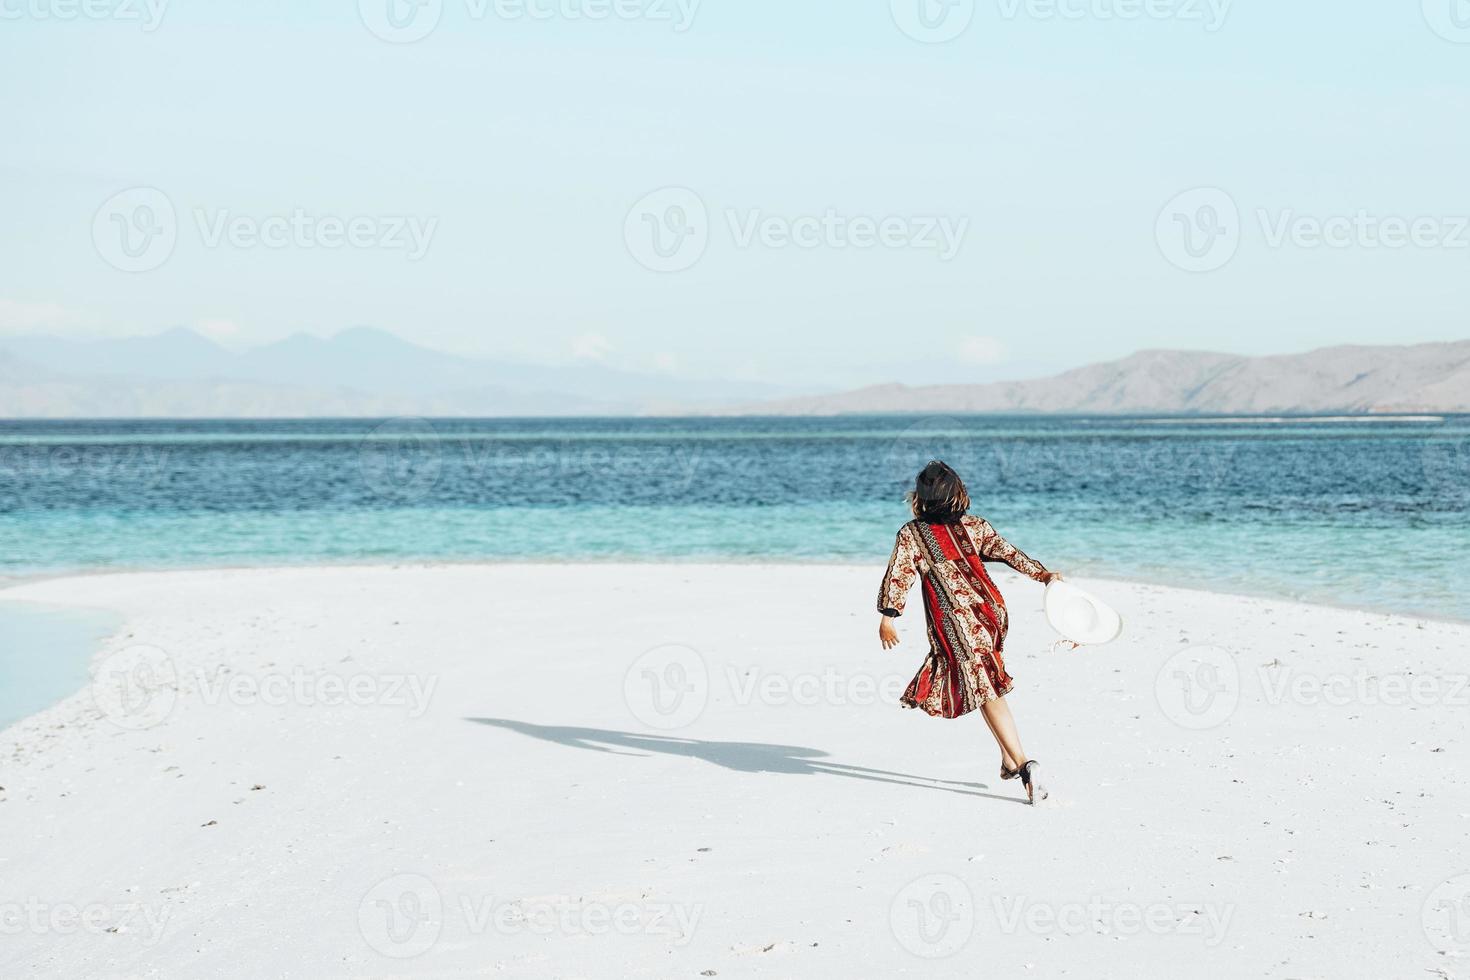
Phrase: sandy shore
[{"left": 1, "top": 563, "right": 1467, "bottom": 979}]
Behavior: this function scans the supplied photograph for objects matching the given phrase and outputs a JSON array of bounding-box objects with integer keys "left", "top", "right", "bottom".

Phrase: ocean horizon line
[{"left": 1, "top": 410, "right": 1464, "bottom": 423}]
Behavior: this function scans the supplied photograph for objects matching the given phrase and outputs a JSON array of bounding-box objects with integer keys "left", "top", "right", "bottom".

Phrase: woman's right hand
[{"left": 879, "top": 617, "right": 900, "bottom": 650}]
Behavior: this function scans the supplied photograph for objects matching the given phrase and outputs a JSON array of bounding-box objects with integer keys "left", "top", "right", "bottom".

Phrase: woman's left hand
[
  {"left": 1042, "top": 571, "right": 1065, "bottom": 585},
  {"left": 878, "top": 617, "right": 900, "bottom": 650}
]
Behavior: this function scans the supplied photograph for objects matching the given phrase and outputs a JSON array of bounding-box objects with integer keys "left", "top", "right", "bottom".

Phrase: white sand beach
[{"left": 2, "top": 563, "right": 1467, "bottom": 979}]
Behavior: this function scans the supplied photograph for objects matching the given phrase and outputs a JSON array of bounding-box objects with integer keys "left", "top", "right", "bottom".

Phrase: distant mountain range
[
  {"left": 722, "top": 342, "right": 1470, "bottom": 416},
  {"left": 0, "top": 327, "right": 801, "bottom": 417},
  {"left": 1, "top": 332, "right": 1466, "bottom": 417}
]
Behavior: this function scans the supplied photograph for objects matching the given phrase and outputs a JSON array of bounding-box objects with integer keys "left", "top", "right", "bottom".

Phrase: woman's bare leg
[
  {"left": 980, "top": 697, "right": 1028, "bottom": 771},
  {"left": 979, "top": 707, "right": 1017, "bottom": 772}
]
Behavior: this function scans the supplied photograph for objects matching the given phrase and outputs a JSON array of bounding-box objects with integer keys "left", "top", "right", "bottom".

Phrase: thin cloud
[
  {"left": 0, "top": 299, "right": 88, "bottom": 334},
  {"left": 571, "top": 332, "right": 614, "bottom": 361},
  {"left": 957, "top": 336, "right": 1007, "bottom": 366}
]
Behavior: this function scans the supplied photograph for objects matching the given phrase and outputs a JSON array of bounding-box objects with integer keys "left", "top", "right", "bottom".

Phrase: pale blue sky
[{"left": 2, "top": 0, "right": 1467, "bottom": 388}]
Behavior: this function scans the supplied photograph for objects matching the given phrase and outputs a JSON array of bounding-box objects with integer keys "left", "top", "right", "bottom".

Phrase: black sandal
[
  {"left": 1018, "top": 761, "right": 1048, "bottom": 804},
  {"left": 1000, "top": 764, "right": 1020, "bottom": 781}
]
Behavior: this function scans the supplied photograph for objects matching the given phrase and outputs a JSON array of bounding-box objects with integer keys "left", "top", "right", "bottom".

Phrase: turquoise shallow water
[
  {"left": 1, "top": 415, "right": 1468, "bottom": 622},
  {"left": 0, "top": 601, "right": 120, "bottom": 731}
]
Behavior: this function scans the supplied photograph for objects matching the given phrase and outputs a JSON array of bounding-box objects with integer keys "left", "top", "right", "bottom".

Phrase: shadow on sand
[{"left": 466, "top": 717, "right": 1029, "bottom": 805}]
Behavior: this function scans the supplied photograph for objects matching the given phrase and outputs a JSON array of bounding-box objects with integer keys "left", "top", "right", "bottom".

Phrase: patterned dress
[{"left": 878, "top": 515, "right": 1049, "bottom": 719}]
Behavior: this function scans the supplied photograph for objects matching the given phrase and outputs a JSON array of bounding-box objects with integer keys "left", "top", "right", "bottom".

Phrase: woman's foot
[
  {"left": 1018, "top": 761, "right": 1048, "bottom": 804},
  {"left": 1000, "top": 762, "right": 1020, "bottom": 781}
]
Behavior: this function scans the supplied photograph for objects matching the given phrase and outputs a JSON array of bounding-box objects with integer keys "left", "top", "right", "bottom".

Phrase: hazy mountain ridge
[
  {"left": 3, "top": 333, "right": 1467, "bottom": 417},
  {"left": 0, "top": 328, "right": 795, "bottom": 418},
  {"left": 724, "top": 342, "right": 1470, "bottom": 416}
]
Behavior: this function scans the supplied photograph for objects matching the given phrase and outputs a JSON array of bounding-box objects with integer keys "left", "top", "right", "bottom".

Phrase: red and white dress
[{"left": 877, "top": 515, "right": 1049, "bottom": 719}]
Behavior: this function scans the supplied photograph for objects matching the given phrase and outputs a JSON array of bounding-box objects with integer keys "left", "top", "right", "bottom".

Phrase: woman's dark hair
[{"left": 908, "top": 460, "right": 970, "bottom": 524}]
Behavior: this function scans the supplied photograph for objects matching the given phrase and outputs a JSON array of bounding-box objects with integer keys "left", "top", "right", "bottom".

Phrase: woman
[{"left": 877, "top": 460, "right": 1061, "bottom": 804}]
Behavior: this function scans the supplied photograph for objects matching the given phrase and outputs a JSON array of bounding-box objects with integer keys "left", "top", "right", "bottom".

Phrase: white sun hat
[{"left": 1044, "top": 580, "right": 1123, "bottom": 646}]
